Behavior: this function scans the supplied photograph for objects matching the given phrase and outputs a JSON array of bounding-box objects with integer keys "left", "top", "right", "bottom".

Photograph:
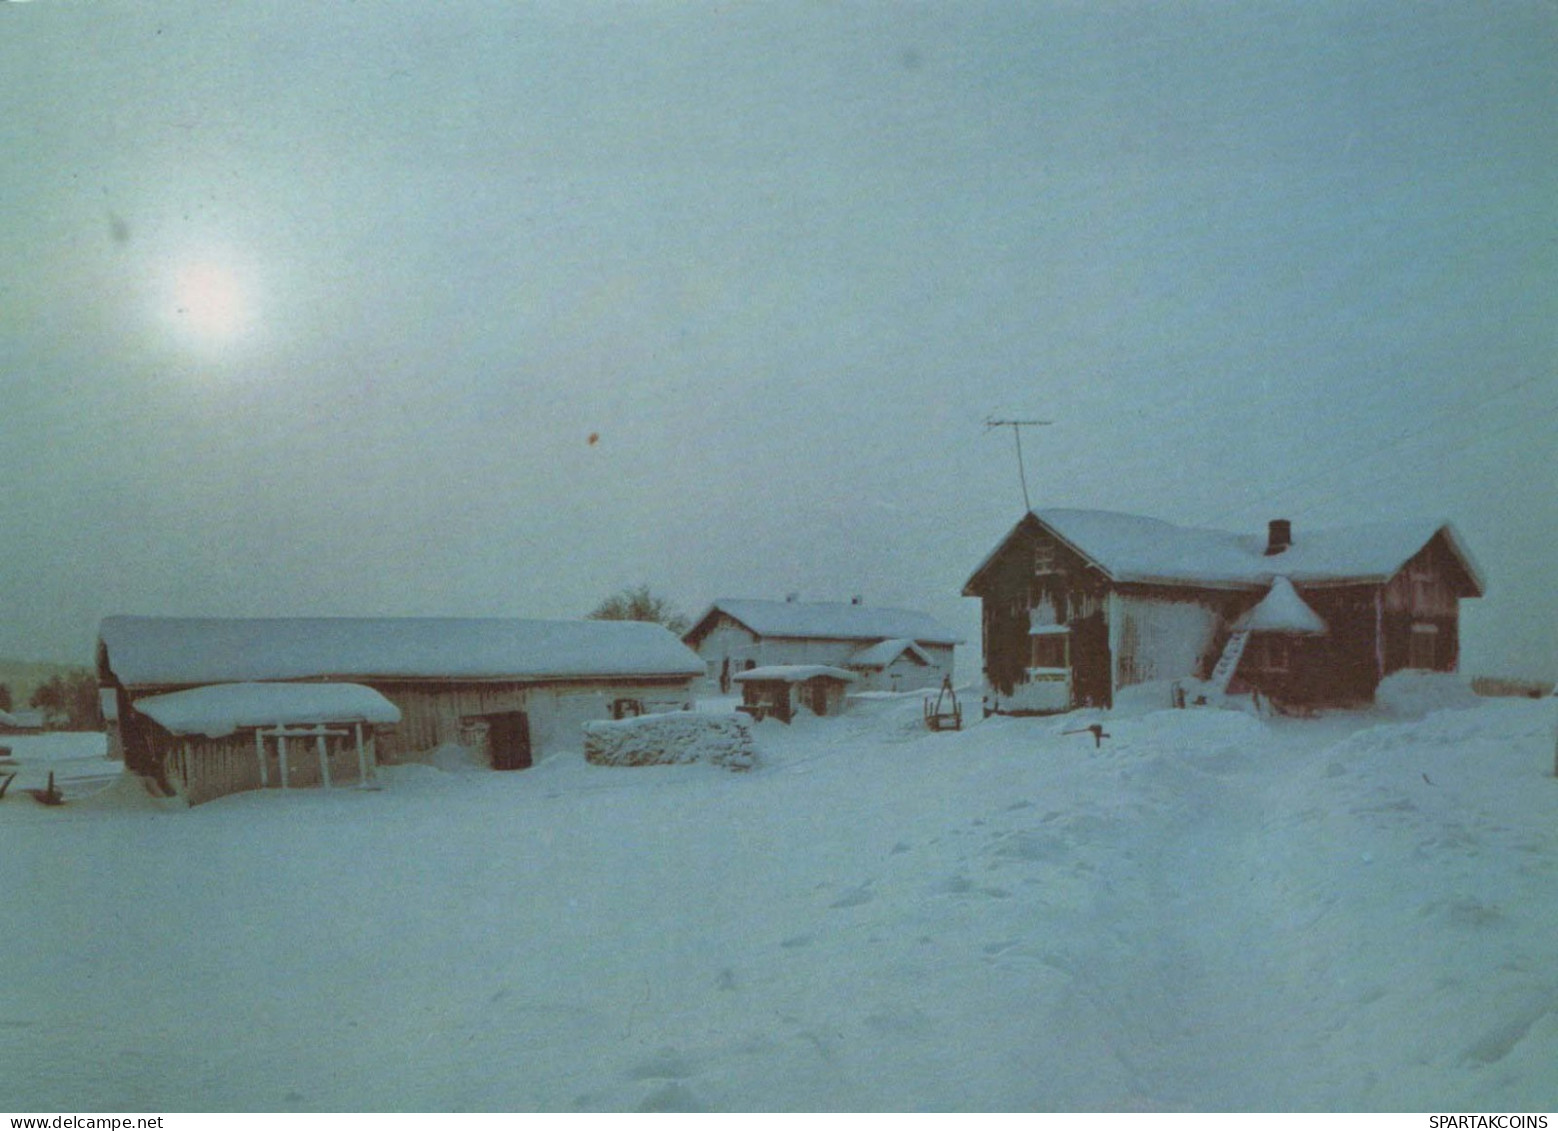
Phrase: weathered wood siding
[
  {"left": 160, "top": 730, "right": 377, "bottom": 807},
  {"left": 1380, "top": 534, "right": 1464, "bottom": 675},
  {"left": 968, "top": 518, "right": 1112, "bottom": 709}
]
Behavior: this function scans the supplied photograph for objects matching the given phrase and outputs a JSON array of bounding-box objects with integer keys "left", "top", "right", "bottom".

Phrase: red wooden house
[{"left": 963, "top": 510, "right": 1484, "bottom": 715}]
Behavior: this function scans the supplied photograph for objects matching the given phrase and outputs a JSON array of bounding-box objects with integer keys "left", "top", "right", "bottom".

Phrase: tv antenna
[{"left": 984, "top": 417, "right": 1052, "bottom": 511}]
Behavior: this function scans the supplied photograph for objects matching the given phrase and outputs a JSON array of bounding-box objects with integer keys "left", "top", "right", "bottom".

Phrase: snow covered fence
[{"left": 583, "top": 711, "right": 755, "bottom": 770}]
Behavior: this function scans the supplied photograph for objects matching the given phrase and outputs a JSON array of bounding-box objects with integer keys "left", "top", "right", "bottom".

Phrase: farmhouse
[
  {"left": 97, "top": 616, "right": 705, "bottom": 804},
  {"left": 683, "top": 597, "right": 961, "bottom": 694},
  {"left": 963, "top": 510, "right": 1484, "bottom": 714}
]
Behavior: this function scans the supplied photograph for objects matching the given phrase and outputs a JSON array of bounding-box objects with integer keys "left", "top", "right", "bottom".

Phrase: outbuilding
[
  {"left": 732, "top": 665, "right": 858, "bottom": 723},
  {"left": 132, "top": 682, "right": 402, "bottom": 803},
  {"left": 97, "top": 616, "right": 705, "bottom": 803},
  {"left": 683, "top": 597, "right": 961, "bottom": 694}
]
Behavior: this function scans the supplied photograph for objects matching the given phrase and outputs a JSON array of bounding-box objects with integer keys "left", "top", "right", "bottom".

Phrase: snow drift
[{"left": 2, "top": 692, "right": 1555, "bottom": 1110}]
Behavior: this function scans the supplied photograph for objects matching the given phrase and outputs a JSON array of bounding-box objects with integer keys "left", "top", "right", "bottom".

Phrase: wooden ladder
[{"left": 1209, "top": 629, "right": 1251, "bottom": 692}]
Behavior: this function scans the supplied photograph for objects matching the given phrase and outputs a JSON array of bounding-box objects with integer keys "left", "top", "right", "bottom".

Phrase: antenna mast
[{"left": 984, "top": 417, "right": 1052, "bottom": 512}]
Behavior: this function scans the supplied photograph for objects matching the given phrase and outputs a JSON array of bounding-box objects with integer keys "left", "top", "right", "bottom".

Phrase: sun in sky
[{"left": 160, "top": 253, "right": 259, "bottom": 353}]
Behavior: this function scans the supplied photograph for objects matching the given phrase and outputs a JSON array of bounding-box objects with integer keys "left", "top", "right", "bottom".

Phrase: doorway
[{"left": 487, "top": 711, "right": 532, "bottom": 770}]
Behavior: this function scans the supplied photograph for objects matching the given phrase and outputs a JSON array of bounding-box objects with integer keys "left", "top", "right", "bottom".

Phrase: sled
[{"left": 924, "top": 677, "right": 962, "bottom": 732}]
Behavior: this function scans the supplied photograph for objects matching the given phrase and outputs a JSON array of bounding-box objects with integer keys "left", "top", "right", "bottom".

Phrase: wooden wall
[
  {"left": 118, "top": 674, "right": 697, "bottom": 805},
  {"left": 1111, "top": 586, "right": 1231, "bottom": 691},
  {"left": 1380, "top": 534, "right": 1464, "bottom": 675},
  {"left": 968, "top": 519, "right": 1112, "bottom": 707}
]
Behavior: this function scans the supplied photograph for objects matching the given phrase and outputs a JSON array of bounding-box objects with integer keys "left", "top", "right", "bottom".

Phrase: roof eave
[{"left": 963, "top": 511, "right": 1120, "bottom": 595}]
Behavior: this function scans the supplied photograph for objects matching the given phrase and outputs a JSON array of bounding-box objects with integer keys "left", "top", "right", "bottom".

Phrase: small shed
[
  {"left": 732, "top": 665, "right": 858, "bottom": 723},
  {"left": 846, "top": 638, "right": 937, "bottom": 693},
  {"left": 133, "top": 682, "right": 402, "bottom": 803}
]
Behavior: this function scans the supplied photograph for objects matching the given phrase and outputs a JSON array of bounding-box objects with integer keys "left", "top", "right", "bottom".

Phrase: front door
[{"left": 487, "top": 711, "right": 532, "bottom": 771}]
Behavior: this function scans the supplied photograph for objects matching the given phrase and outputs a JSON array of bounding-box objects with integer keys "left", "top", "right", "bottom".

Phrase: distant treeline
[{"left": 0, "top": 665, "right": 103, "bottom": 731}]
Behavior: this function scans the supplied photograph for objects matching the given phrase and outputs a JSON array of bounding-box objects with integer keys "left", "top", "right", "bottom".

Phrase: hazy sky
[{"left": 2, "top": 1, "right": 1554, "bottom": 678}]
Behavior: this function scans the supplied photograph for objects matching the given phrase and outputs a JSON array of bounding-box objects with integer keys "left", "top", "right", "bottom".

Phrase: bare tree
[
  {"left": 28, "top": 670, "right": 104, "bottom": 731},
  {"left": 587, "top": 585, "right": 691, "bottom": 636}
]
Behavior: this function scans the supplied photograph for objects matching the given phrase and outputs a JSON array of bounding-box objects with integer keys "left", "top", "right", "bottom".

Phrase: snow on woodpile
[
  {"left": 583, "top": 712, "right": 755, "bottom": 770},
  {"left": 1375, "top": 670, "right": 1481, "bottom": 719},
  {"left": 134, "top": 682, "right": 401, "bottom": 738}
]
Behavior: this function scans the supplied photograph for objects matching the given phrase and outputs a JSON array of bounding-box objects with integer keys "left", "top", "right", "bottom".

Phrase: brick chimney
[{"left": 1265, "top": 519, "right": 1293, "bottom": 556}]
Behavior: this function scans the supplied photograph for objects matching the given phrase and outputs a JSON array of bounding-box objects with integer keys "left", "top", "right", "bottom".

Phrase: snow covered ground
[{"left": 2, "top": 688, "right": 1555, "bottom": 1112}]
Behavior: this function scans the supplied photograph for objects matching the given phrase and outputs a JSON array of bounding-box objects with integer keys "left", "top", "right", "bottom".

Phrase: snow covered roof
[
  {"left": 732, "top": 665, "right": 860, "bottom": 684},
  {"left": 1233, "top": 577, "right": 1328, "bottom": 635},
  {"left": 847, "top": 638, "right": 933, "bottom": 669},
  {"left": 685, "top": 599, "right": 962, "bottom": 646},
  {"left": 98, "top": 616, "right": 707, "bottom": 689},
  {"left": 135, "top": 682, "right": 402, "bottom": 739},
  {"left": 964, "top": 509, "right": 1485, "bottom": 594},
  {"left": 0, "top": 708, "right": 43, "bottom": 730}
]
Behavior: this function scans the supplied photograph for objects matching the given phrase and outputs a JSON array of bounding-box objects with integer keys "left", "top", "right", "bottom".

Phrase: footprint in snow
[
  {"left": 637, "top": 1081, "right": 708, "bottom": 1112},
  {"left": 828, "top": 883, "right": 875, "bottom": 909},
  {"left": 630, "top": 1047, "right": 698, "bottom": 1081}
]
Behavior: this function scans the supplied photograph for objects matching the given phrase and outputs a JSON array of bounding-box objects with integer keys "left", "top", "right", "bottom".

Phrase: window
[
  {"left": 1409, "top": 623, "right": 1438, "bottom": 669},
  {"left": 612, "top": 698, "right": 645, "bottom": 720},
  {"left": 1030, "top": 632, "right": 1068, "bottom": 670},
  {"left": 1259, "top": 636, "right": 1290, "bottom": 673},
  {"left": 1034, "top": 543, "right": 1059, "bottom": 574}
]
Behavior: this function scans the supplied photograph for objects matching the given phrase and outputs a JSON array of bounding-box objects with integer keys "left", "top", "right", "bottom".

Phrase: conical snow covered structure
[{"left": 1234, "top": 576, "right": 1327, "bottom": 635}]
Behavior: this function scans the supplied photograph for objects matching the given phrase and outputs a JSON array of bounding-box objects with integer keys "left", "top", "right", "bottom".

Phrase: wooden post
[
  {"left": 278, "top": 734, "right": 290, "bottom": 790},
  {"left": 354, "top": 722, "right": 369, "bottom": 786},
  {"left": 316, "top": 727, "right": 332, "bottom": 789},
  {"left": 1374, "top": 589, "right": 1386, "bottom": 686},
  {"left": 255, "top": 730, "right": 268, "bottom": 788}
]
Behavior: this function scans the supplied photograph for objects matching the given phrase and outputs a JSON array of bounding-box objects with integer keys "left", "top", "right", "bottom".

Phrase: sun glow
[{"left": 160, "top": 254, "right": 259, "bottom": 353}]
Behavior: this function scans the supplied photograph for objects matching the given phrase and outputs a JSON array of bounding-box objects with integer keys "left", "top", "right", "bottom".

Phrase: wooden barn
[
  {"left": 682, "top": 597, "right": 961, "bottom": 694},
  {"left": 97, "top": 616, "right": 705, "bottom": 804},
  {"left": 963, "top": 510, "right": 1484, "bottom": 715}
]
